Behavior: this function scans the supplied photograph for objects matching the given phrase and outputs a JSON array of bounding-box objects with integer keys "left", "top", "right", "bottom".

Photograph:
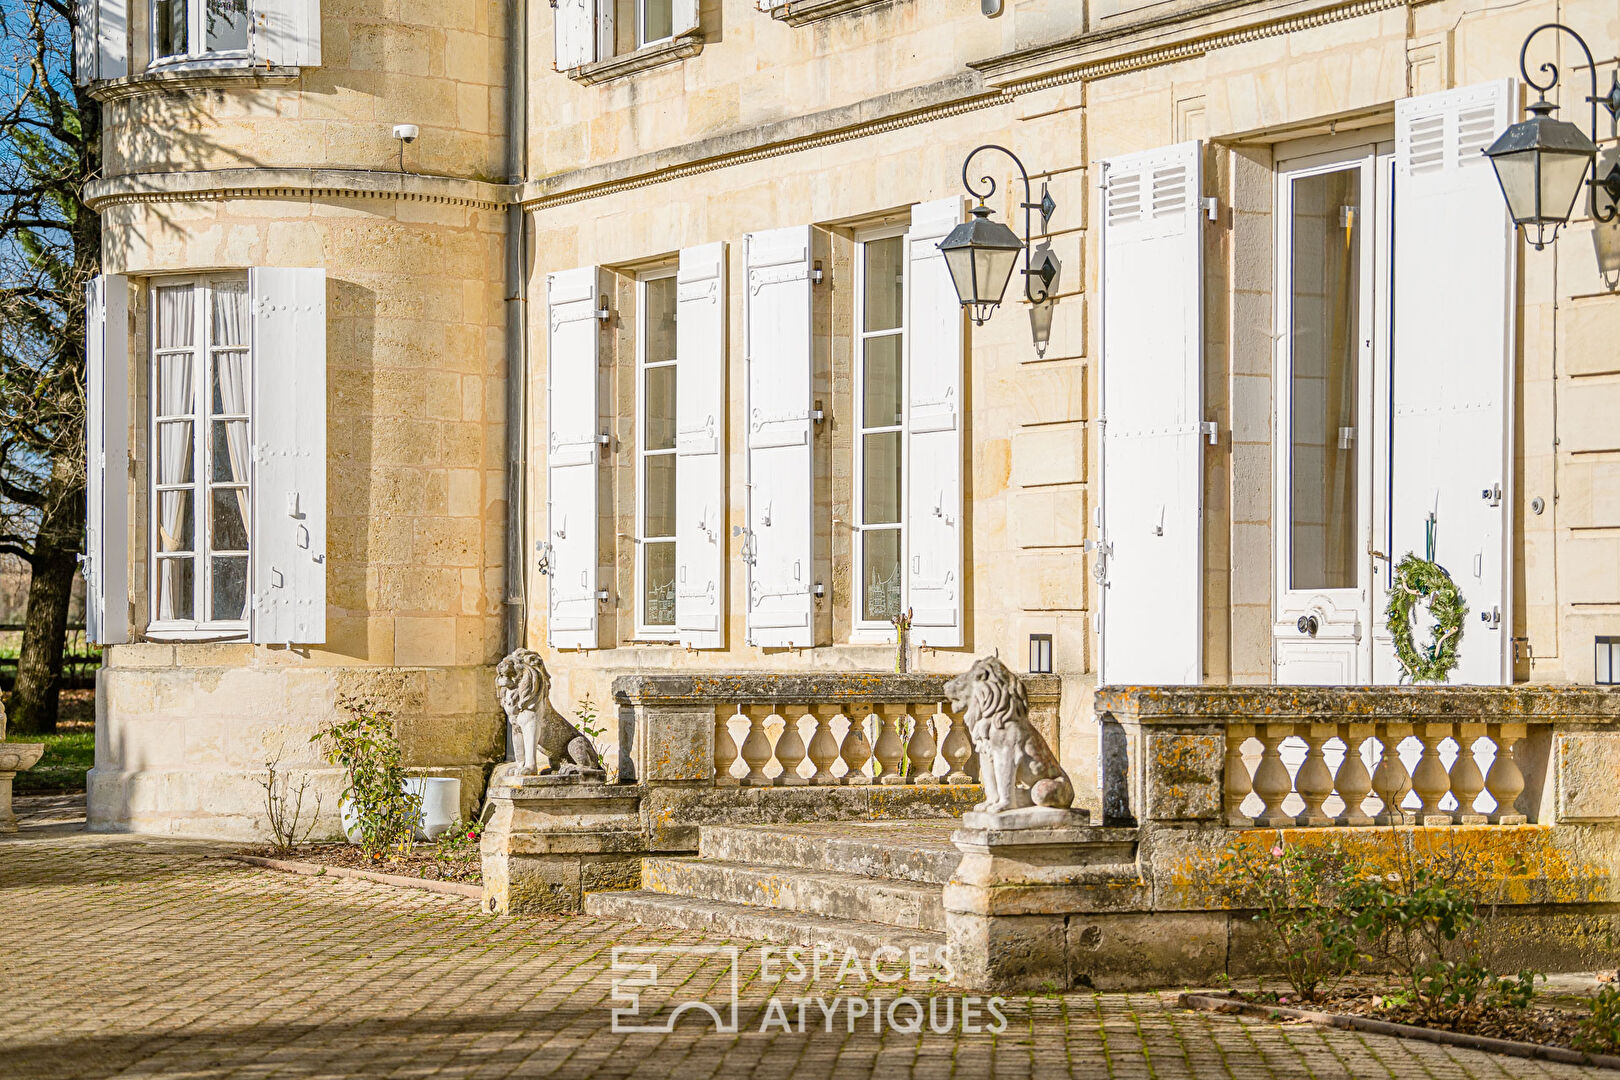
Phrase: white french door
[{"left": 1273, "top": 141, "right": 1394, "bottom": 685}]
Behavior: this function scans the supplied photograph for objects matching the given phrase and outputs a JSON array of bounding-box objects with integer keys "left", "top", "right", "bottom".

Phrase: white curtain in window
[
  {"left": 156, "top": 287, "right": 194, "bottom": 621},
  {"left": 212, "top": 283, "right": 251, "bottom": 620}
]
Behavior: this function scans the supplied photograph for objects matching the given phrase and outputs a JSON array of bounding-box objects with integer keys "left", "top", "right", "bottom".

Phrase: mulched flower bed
[
  {"left": 1214, "top": 980, "right": 1613, "bottom": 1055},
  {"left": 240, "top": 844, "right": 481, "bottom": 885}
]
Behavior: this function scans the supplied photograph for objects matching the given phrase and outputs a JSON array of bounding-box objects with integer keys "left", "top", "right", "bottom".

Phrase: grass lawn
[{"left": 7, "top": 688, "right": 95, "bottom": 794}]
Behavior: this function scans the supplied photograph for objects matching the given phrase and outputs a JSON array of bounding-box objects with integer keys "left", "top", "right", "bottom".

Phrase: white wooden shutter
[
  {"left": 1098, "top": 141, "right": 1203, "bottom": 685},
  {"left": 673, "top": 0, "right": 699, "bottom": 36},
  {"left": 743, "top": 226, "right": 815, "bottom": 648},
  {"left": 904, "top": 197, "right": 965, "bottom": 648},
  {"left": 74, "top": 0, "right": 127, "bottom": 84},
  {"left": 251, "top": 0, "right": 321, "bottom": 67},
  {"left": 1390, "top": 80, "right": 1515, "bottom": 685},
  {"left": 249, "top": 268, "right": 327, "bottom": 644},
  {"left": 675, "top": 242, "right": 726, "bottom": 649},
  {"left": 546, "top": 266, "right": 603, "bottom": 650},
  {"left": 84, "top": 275, "right": 129, "bottom": 646},
  {"left": 554, "top": 0, "right": 596, "bottom": 70}
]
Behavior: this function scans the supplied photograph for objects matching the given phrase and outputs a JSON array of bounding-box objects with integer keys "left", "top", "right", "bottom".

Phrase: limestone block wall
[
  {"left": 88, "top": 182, "right": 510, "bottom": 838},
  {"left": 522, "top": 87, "right": 1099, "bottom": 801}
]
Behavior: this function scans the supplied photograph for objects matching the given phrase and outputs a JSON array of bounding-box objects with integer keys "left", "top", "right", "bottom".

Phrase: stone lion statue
[
  {"left": 496, "top": 649, "right": 603, "bottom": 778},
  {"left": 944, "top": 655, "right": 1073, "bottom": 815}
]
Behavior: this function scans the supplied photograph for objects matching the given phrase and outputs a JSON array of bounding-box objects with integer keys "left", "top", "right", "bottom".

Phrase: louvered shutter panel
[
  {"left": 1390, "top": 80, "right": 1515, "bottom": 685},
  {"left": 74, "top": 0, "right": 127, "bottom": 83},
  {"left": 1098, "top": 141, "right": 1203, "bottom": 685},
  {"left": 675, "top": 243, "right": 727, "bottom": 649},
  {"left": 554, "top": 0, "right": 596, "bottom": 70},
  {"left": 743, "top": 226, "right": 815, "bottom": 648},
  {"left": 546, "top": 267, "right": 603, "bottom": 650},
  {"left": 249, "top": 268, "right": 327, "bottom": 644},
  {"left": 672, "top": 0, "right": 698, "bottom": 36},
  {"left": 85, "top": 275, "right": 129, "bottom": 645},
  {"left": 251, "top": 0, "right": 321, "bottom": 67},
  {"left": 904, "top": 197, "right": 965, "bottom": 648}
]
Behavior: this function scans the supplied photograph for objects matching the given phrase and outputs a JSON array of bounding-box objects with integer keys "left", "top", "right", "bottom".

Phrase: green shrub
[
  {"left": 312, "top": 698, "right": 420, "bottom": 859},
  {"left": 434, "top": 816, "right": 483, "bottom": 858},
  {"left": 1575, "top": 985, "right": 1620, "bottom": 1055}
]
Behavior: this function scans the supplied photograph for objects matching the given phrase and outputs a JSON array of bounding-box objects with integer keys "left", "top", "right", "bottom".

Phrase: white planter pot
[{"left": 338, "top": 776, "right": 462, "bottom": 845}]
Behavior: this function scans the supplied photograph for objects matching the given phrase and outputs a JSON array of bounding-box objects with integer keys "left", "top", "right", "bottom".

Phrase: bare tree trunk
[{"left": 8, "top": 497, "right": 82, "bottom": 736}]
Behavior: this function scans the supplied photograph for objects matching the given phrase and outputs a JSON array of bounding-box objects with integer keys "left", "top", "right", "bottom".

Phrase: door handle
[{"left": 1297, "top": 614, "right": 1319, "bottom": 637}]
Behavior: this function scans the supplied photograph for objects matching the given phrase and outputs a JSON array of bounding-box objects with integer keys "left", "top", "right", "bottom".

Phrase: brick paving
[{"left": 0, "top": 815, "right": 1607, "bottom": 1079}]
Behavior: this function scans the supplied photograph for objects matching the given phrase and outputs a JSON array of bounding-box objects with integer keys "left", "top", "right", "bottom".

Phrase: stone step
[
  {"left": 643, "top": 856, "right": 946, "bottom": 932},
  {"left": 584, "top": 889, "right": 945, "bottom": 957},
  {"left": 698, "top": 821, "right": 962, "bottom": 885}
]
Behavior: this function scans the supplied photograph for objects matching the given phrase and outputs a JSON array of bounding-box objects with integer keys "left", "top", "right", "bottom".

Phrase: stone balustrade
[
  {"left": 1095, "top": 685, "right": 1620, "bottom": 831},
  {"left": 614, "top": 671, "right": 1061, "bottom": 787}
]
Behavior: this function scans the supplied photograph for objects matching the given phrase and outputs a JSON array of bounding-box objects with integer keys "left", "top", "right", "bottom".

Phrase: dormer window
[{"left": 152, "top": 0, "right": 250, "bottom": 64}]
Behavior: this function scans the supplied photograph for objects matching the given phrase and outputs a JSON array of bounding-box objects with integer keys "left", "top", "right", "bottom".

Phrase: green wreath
[{"left": 1386, "top": 553, "right": 1467, "bottom": 683}]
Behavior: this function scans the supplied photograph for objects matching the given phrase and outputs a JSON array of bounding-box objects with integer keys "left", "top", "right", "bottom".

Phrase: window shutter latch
[{"left": 1200, "top": 420, "right": 1219, "bottom": 445}]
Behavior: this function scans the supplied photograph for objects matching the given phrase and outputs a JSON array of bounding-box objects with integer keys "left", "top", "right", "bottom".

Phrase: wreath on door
[{"left": 1386, "top": 553, "right": 1467, "bottom": 683}]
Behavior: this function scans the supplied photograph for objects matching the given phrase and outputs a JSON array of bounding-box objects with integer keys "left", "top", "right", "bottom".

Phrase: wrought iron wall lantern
[
  {"left": 939, "top": 145, "right": 1058, "bottom": 339},
  {"left": 1483, "top": 23, "right": 1620, "bottom": 249}
]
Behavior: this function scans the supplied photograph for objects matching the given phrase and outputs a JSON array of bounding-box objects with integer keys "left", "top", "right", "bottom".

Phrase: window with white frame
[
  {"left": 636, "top": 270, "right": 678, "bottom": 636},
  {"left": 150, "top": 276, "right": 252, "bottom": 634},
  {"left": 152, "top": 0, "right": 250, "bottom": 63},
  {"left": 854, "top": 229, "right": 906, "bottom": 630},
  {"left": 636, "top": 0, "right": 674, "bottom": 46}
]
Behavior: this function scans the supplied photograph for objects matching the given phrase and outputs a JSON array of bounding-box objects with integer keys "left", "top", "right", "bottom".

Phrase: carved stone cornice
[
  {"left": 91, "top": 64, "right": 302, "bottom": 103},
  {"left": 83, "top": 167, "right": 516, "bottom": 212},
  {"left": 764, "top": 0, "right": 903, "bottom": 28},
  {"left": 566, "top": 33, "right": 704, "bottom": 85}
]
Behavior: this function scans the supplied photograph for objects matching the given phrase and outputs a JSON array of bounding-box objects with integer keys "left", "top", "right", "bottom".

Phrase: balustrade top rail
[
  {"left": 615, "top": 671, "right": 1061, "bottom": 707},
  {"left": 1097, "top": 685, "right": 1620, "bottom": 725}
]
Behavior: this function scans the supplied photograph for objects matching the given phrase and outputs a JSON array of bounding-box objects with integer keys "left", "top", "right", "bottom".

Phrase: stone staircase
[{"left": 583, "top": 820, "right": 961, "bottom": 953}]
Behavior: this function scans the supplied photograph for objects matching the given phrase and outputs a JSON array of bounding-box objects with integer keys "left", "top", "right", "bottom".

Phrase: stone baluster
[
  {"left": 1371, "top": 723, "right": 1413, "bottom": 824},
  {"left": 906, "top": 707, "right": 940, "bottom": 783},
  {"left": 1410, "top": 723, "right": 1453, "bottom": 824},
  {"left": 840, "top": 706, "right": 874, "bottom": 785},
  {"left": 1334, "top": 723, "right": 1375, "bottom": 827},
  {"left": 874, "top": 705, "right": 907, "bottom": 785},
  {"left": 1449, "top": 722, "right": 1487, "bottom": 823},
  {"left": 806, "top": 705, "right": 842, "bottom": 785},
  {"left": 713, "top": 706, "right": 740, "bottom": 787},
  {"left": 740, "top": 704, "right": 776, "bottom": 787},
  {"left": 1485, "top": 723, "right": 1528, "bottom": 824},
  {"left": 1223, "top": 724, "right": 1254, "bottom": 828},
  {"left": 1252, "top": 723, "right": 1295, "bottom": 828},
  {"left": 774, "top": 707, "right": 808, "bottom": 786},
  {"left": 1294, "top": 724, "right": 1336, "bottom": 827},
  {"left": 940, "top": 707, "right": 974, "bottom": 784}
]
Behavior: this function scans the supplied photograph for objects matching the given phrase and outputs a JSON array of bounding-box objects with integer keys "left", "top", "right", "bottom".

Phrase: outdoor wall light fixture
[
  {"left": 1029, "top": 633, "right": 1054, "bottom": 675},
  {"left": 1597, "top": 636, "right": 1620, "bottom": 685},
  {"left": 939, "top": 144, "right": 1058, "bottom": 327},
  {"left": 1484, "top": 23, "right": 1620, "bottom": 249}
]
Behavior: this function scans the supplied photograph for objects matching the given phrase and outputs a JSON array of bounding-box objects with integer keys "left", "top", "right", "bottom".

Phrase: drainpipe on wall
[{"left": 502, "top": 0, "right": 530, "bottom": 656}]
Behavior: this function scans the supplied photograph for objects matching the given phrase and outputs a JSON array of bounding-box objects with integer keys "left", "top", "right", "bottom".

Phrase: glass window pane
[
  {"left": 205, "top": 0, "right": 249, "bottom": 52},
  {"left": 156, "top": 490, "right": 194, "bottom": 552},
  {"left": 862, "top": 334, "right": 903, "bottom": 428},
  {"left": 156, "top": 285, "right": 194, "bottom": 349},
  {"left": 212, "top": 351, "right": 249, "bottom": 416},
  {"left": 157, "top": 355, "right": 194, "bottom": 418},
  {"left": 644, "top": 365, "right": 676, "bottom": 451},
  {"left": 642, "top": 541, "right": 676, "bottom": 628},
  {"left": 211, "top": 556, "right": 249, "bottom": 622},
  {"left": 210, "top": 280, "right": 249, "bottom": 347},
  {"left": 861, "top": 530, "right": 902, "bottom": 623},
  {"left": 863, "top": 236, "right": 904, "bottom": 333},
  {"left": 641, "top": 0, "right": 673, "bottom": 43},
  {"left": 211, "top": 488, "right": 249, "bottom": 552},
  {"left": 156, "top": 558, "right": 195, "bottom": 622},
  {"left": 861, "top": 431, "right": 901, "bottom": 525},
  {"left": 1289, "top": 167, "right": 1360, "bottom": 591},
  {"left": 210, "top": 420, "right": 250, "bottom": 483},
  {"left": 644, "top": 276, "right": 676, "bottom": 364},
  {"left": 156, "top": 422, "right": 194, "bottom": 484},
  {"left": 644, "top": 454, "right": 676, "bottom": 539},
  {"left": 154, "top": 0, "right": 188, "bottom": 57}
]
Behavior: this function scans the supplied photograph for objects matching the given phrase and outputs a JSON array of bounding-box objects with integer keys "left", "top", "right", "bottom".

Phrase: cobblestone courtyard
[{"left": 0, "top": 807, "right": 1606, "bottom": 1080}]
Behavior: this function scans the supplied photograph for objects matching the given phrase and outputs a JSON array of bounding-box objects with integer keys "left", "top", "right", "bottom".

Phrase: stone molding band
[{"left": 85, "top": 0, "right": 1407, "bottom": 214}]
